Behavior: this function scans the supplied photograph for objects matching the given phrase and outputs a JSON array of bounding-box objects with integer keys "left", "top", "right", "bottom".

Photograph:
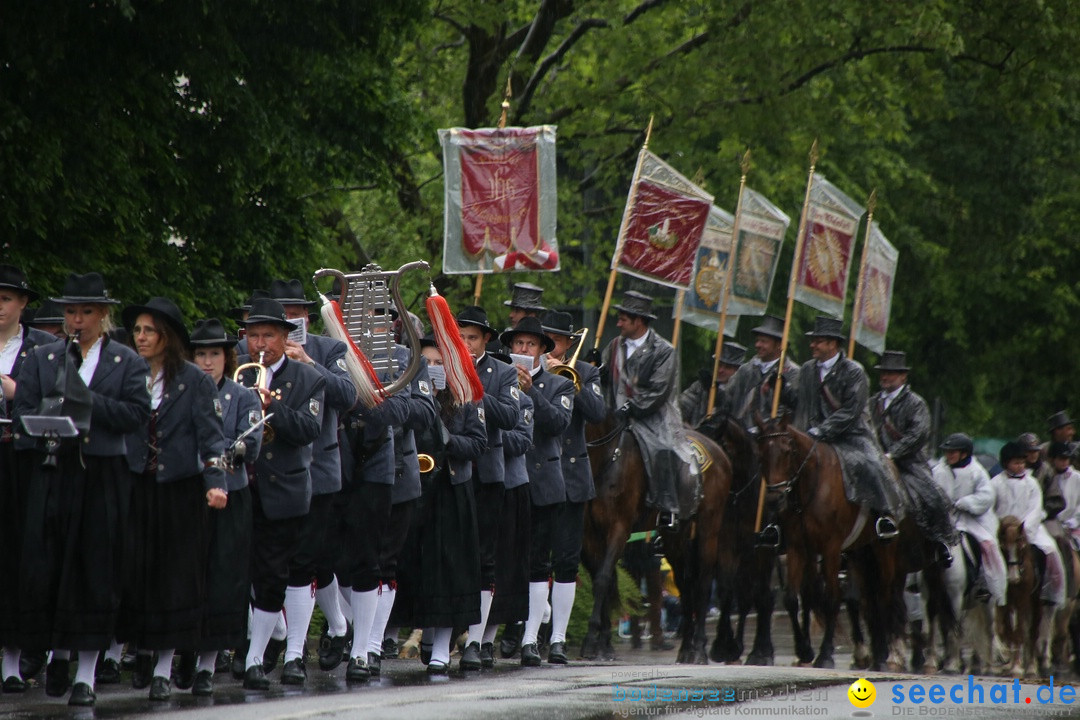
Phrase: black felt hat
[
  {"left": 456, "top": 305, "right": 498, "bottom": 338},
  {"left": 51, "top": 272, "right": 121, "bottom": 305},
  {"left": 1049, "top": 441, "right": 1074, "bottom": 459},
  {"left": 27, "top": 299, "right": 64, "bottom": 326},
  {"left": 269, "top": 278, "right": 317, "bottom": 307},
  {"left": 190, "top": 318, "right": 238, "bottom": 349},
  {"left": 874, "top": 350, "right": 911, "bottom": 372},
  {"left": 804, "top": 315, "right": 845, "bottom": 341},
  {"left": 503, "top": 282, "right": 546, "bottom": 311},
  {"left": 0, "top": 264, "right": 38, "bottom": 300},
  {"left": 241, "top": 298, "right": 295, "bottom": 331},
  {"left": 1048, "top": 411, "right": 1075, "bottom": 432},
  {"left": 122, "top": 297, "right": 190, "bottom": 346},
  {"left": 719, "top": 342, "right": 748, "bottom": 367},
  {"left": 612, "top": 290, "right": 657, "bottom": 320},
  {"left": 750, "top": 314, "right": 785, "bottom": 340},
  {"left": 540, "top": 310, "right": 574, "bottom": 337},
  {"left": 500, "top": 316, "right": 555, "bottom": 354},
  {"left": 999, "top": 440, "right": 1026, "bottom": 466}
]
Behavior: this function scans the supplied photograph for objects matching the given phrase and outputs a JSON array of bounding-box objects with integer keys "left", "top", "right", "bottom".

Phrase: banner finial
[
  {"left": 498, "top": 75, "right": 513, "bottom": 129},
  {"left": 643, "top": 115, "right": 654, "bottom": 149}
]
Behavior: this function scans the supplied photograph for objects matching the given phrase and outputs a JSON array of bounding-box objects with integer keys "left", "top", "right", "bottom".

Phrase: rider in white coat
[{"left": 931, "top": 434, "right": 1006, "bottom": 606}]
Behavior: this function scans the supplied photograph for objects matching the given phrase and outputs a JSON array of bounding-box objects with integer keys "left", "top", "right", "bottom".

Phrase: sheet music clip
[{"left": 21, "top": 416, "right": 79, "bottom": 468}]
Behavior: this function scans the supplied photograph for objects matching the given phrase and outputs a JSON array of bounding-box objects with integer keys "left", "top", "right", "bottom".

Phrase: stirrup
[
  {"left": 936, "top": 542, "right": 953, "bottom": 568},
  {"left": 658, "top": 510, "right": 678, "bottom": 529},
  {"left": 755, "top": 524, "right": 781, "bottom": 549},
  {"left": 875, "top": 516, "right": 899, "bottom": 540}
]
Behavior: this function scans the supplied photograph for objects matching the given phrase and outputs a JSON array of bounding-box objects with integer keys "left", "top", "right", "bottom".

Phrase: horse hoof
[
  {"left": 813, "top": 657, "right": 835, "bottom": 669},
  {"left": 745, "top": 652, "right": 774, "bottom": 667}
]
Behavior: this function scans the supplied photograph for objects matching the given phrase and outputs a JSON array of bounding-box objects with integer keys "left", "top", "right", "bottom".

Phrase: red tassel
[{"left": 425, "top": 288, "right": 484, "bottom": 404}]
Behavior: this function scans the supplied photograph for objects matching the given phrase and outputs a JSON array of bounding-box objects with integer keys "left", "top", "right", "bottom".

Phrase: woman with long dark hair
[
  {"left": 120, "top": 298, "right": 227, "bottom": 702},
  {"left": 13, "top": 272, "right": 149, "bottom": 707},
  {"left": 189, "top": 318, "right": 262, "bottom": 696}
]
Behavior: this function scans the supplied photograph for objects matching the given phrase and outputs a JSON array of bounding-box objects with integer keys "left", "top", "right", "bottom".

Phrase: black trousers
[
  {"left": 379, "top": 498, "right": 417, "bottom": 586},
  {"left": 341, "top": 480, "right": 393, "bottom": 591},
  {"left": 473, "top": 479, "right": 505, "bottom": 589},
  {"left": 288, "top": 492, "right": 338, "bottom": 588},
  {"left": 250, "top": 488, "right": 303, "bottom": 612},
  {"left": 550, "top": 500, "right": 585, "bottom": 583},
  {"left": 528, "top": 502, "right": 559, "bottom": 582}
]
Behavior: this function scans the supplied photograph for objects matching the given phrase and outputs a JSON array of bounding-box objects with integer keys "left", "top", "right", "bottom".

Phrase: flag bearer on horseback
[
  {"left": 931, "top": 433, "right": 1007, "bottom": 606},
  {"left": 992, "top": 441, "right": 1066, "bottom": 607},
  {"left": 869, "top": 350, "right": 955, "bottom": 566},
  {"left": 600, "top": 291, "right": 692, "bottom": 529},
  {"left": 791, "top": 316, "right": 904, "bottom": 540}
]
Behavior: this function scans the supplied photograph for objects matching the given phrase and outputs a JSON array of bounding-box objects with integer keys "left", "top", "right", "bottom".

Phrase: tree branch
[
  {"left": 433, "top": 11, "right": 467, "bottom": 37},
  {"left": 515, "top": 18, "right": 610, "bottom": 121},
  {"left": 623, "top": 0, "right": 669, "bottom": 26}
]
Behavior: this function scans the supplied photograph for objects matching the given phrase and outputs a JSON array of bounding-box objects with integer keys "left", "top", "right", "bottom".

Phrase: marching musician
[
  {"left": 189, "top": 318, "right": 263, "bottom": 696},
  {"left": 266, "top": 279, "right": 355, "bottom": 686},
  {"left": 453, "top": 306, "right": 519, "bottom": 666},
  {"left": 13, "top": 272, "right": 149, "bottom": 707},
  {"left": 540, "top": 311, "right": 605, "bottom": 664},
  {"left": 234, "top": 297, "right": 325, "bottom": 690},
  {"left": 502, "top": 316, "right": 574, "bottom": 667},
  {"left": 120, "top": 298, "right": 228, "bottom": 701},
  {"left": 0, "top": 265, "right": 59, "bottom": 693}
]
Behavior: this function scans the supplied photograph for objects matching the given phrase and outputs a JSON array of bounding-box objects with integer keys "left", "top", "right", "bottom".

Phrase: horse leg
[
  {"left": 582, "top": 531, "right": 625, "bottom": 660},
  {"left": 645, "top": 560, "right": 665, "bottom": 651},
  {"left": 745, "top": 551, "right": 776, "bottom": 665},
  {"left": 812, "top": 548, "right": 841, "bottom": 669},
  {"left": 783, "top": 552, "right": 814, "bottom": 665},
  {"left": 845, "top": 583, "right": 870, "bottom": 670},
  {"left": 1033, "top": 602, "right": 1053, "bottom": 679}
]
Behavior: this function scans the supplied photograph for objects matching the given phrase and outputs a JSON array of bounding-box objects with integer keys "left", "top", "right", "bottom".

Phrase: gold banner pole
[
  {"left": 706, "top": 150, "right": 751, "bottom": 416},
  {"left": 473, "top": 77, "right": 514, "bottom": 306},
  {"left": 672, "top": 290, "right": 685, "bottom": 349},
  {"left": 594, "top": 115, "right": 654, "bottom": 350},
  {"left": 847, "top": 189, "right": 877, "bottom": 358}
]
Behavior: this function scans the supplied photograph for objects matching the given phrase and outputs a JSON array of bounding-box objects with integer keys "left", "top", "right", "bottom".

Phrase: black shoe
[
  {"left": 479, "top": 642, "right": 495, "bottom": 668},
  {"left": 318, "top": 634, "right": 348, "bottom": 671},
  {"left": 173, "top": 650, "right": 197, "bottom": 690},
  {"left": 460, "top": 642, "right": 481, "bottom": 671},
  {"left": 192, "top": 669, "right": 214, "bottom": 697},
  {"left": 45, "top": 658, "right": 71, "bottom": 697},
  {"left": 876, "top": 515, "right": 899, "bottom": 540},
  {"left": 243, "top": 664, "right": 270, "bottom": 690},
  {"left": 132, "top": 653, "right": 153, "bottom": 689},
  {"left": 420, "top": 643, "right": 432, "bottom": 666},
  {"left": 381, "top": 636, "right": 398, "bottom": 659},
  {"left": 95, "top": 657, "right": 121, "bottom": 684},
  {"left": 230, "top": 645, "right": 246, "bottom": 680},
  {"left": 755, "top": 524, "right": 782, "bottom": 548},
  {"left": 19, "top": 650, "right": 46, "bottom": 681},
  {"left": 426, "top": 659, "right": 448, "bottom": 675},
  {"left": 548, "top": 641, "right": 568, "bottom": 665},
  {"left": 2, "top": 675, "right": 26, "bottom": 693},
  {"left": 149, "top": 675, "right": 171, "bottom": 701},
  {"left": 520, "top": 643, "right": 541, "bottom": 667},
  {"left": 68, "top": 681, "right": 95, "bottom": 707},
  {"left": 345, "top": 656, "right": 370, "bottom": 682},
  {"left": 366, "top": 652, "right": 381, "bottom": 677},
  {"left": 936, "top": 542, "right": 954, "bottom": 568},
  {"left": 500, "top": 623, "right": 523, "bottom": 658},
  {"left": 215, "top": 650, "right": 232, "bottom": 675},
  {"left": 120, "top": 649, "right": 137, "bottom": 671},
  {"left": 280, "top": 657, "right": 306, "bottom": 685},
  {"left": 262, "top": 638, "right": 286, "bottom": 673}
]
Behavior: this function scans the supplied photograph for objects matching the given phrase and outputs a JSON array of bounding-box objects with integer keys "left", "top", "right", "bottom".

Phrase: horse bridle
[
  {"left": 587, "top": 416, "right": 628, "bottom": 483},
  {"left": 759, "top": 431, "right": 818, "bottom": 507}
]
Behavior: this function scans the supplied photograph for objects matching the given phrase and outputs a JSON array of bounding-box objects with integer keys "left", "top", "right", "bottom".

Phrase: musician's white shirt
[
  {"left": 78, "top": 336, "right": 104, "bottom": 385},
  {"left": 265, "top": 354, "right": 286, "bottom": 387},
  {"left": 0, "top": 326, "right": 21, "bottom": 374}
]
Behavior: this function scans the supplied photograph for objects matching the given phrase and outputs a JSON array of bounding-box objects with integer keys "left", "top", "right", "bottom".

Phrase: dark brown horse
[
  {"left": 997, "top": 516, "right": 1044, "bottom": 677},
  {"left": 698, "top": 413, "right": 782, "bottom": 666},
  {"left": 755, "top": 413, "right": 907, "bottom": 669},
  {"left": 581, "top": 412, "right": 731, "bottom": 663}
]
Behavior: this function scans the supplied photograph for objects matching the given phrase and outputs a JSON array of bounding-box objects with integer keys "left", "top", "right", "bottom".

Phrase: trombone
[
  {"left": 234, "top": 351, "right": 274, "bottom": 443},
  {"left": 548, "top": 327, "right": 588, "bottom": 392}
]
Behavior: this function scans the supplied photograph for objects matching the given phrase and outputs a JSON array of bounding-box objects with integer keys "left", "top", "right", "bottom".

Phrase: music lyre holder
[
  {"left": 313, "top": 261, "right": 429, "bottom": 398},
  {"left": 21, "top": 415, "right": 79, "bottom": 469}
]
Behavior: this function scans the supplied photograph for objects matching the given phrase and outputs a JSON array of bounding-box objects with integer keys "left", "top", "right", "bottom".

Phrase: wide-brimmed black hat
[
  {"left": 999, "top": 440, "right": 1026, "bottom": 466},
  {"left": 540, "top": 310, "right": 574, "bottom": 337},
  {"left": 456, "top": 305, "right": 498, "bottom": 338},
  {"left": 750, "top": 314, "right": 785, "bottom": 340},
  {"left": 503, "top": 282, "right": 546, "bottom": 311},
  {"left": 874, "top": 350, "right": 911, "bottom": 372},
  {"left": 27, "top": 299, "right": 64, "bottom": 326},
  {"left": 190, "top": 318, "right": 238, "bottom": 348},
  {"left": 1049, "top": 441, "right": 1074, "bottom": 459},
  {"left": 1048, "top": 411, "right": 1075, "bottom": 431},
  {"left": 719, "top": 342, "right": 748, "bottom": 367},
  {"left": 0, "top": 264, "right": 38, "bottom": 300},
  {"left": 612, "top": 290, "right": 657, "bottom": 320},
  {"left": 122, "top": 297, "right": 190, "bottom": 346},
  {"left": 1016, "top": 432, "right": 1041, "bottom": 453},
  {"left": 228, "top": 289, "right": 269, "bottom": 320},
  {"left": 241, "top": 298, "right": 295, "bottom": 331},
  {"left": 51, "top": 272, "right": 121, "bottom": 305},
  {"left": 805, "top": 315, "right": 845, "bottom": 341},
  {"left": 419, "top": 332, "right": 438, "bottom": 350},
  {"left": 269, "top": 278, "right": 317, "bottom": 307},
  {"left": 500, "top": 316, "right": 555, "bottom": 354},
  {"left": 939, "top": 433, "right": 973, "bottom": 453}
]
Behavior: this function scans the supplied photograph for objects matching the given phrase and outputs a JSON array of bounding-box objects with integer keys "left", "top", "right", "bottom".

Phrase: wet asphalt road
[{"left": 4, "top": 627, "right": 1080, "bottom": 719}]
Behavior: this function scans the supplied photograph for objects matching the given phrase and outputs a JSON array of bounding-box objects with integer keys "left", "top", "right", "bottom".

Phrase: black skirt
[
  {"left": 201, "top": 485, "right": 252, "bottom": 650},
  {"left": 0, "top": 446, "right": 33, "bottom": 645},
  {"left": 408, "top": 468, "right": 480, "bottom": 628},
  {"left": 19, "top": 448, "right": 133, "bottom": 651},
  {"left": 488, "top": 483, "right": 532, "bottom": 625},
  {"left": 119, "top": 472, "right": 209, "bottom": 650}
]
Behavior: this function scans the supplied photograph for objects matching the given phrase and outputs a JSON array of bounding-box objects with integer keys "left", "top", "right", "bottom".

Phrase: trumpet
[
  {"left": 234, "top": 352, "right": 274, "bottom": 443},
  {"left": 548, "top": 327, "right": 589, "bottom": 392}
]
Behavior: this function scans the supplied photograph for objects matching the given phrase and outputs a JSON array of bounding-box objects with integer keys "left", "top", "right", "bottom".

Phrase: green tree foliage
[{"left": 4, "top": 0, "right": 1079, "bottom": 434}]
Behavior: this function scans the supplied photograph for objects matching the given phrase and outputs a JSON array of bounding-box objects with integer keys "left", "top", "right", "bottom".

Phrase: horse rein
[
  {"left": 760, "top": 431, "right": 818, "bottom": 499},
  {"left": 587, "top": 416, "right": 627, "bottom": 483}
]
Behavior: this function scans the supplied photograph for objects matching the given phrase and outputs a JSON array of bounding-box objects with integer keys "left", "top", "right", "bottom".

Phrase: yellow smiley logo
[{"left": 848, "top": 678, "right": 876, "bottom": 708}]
